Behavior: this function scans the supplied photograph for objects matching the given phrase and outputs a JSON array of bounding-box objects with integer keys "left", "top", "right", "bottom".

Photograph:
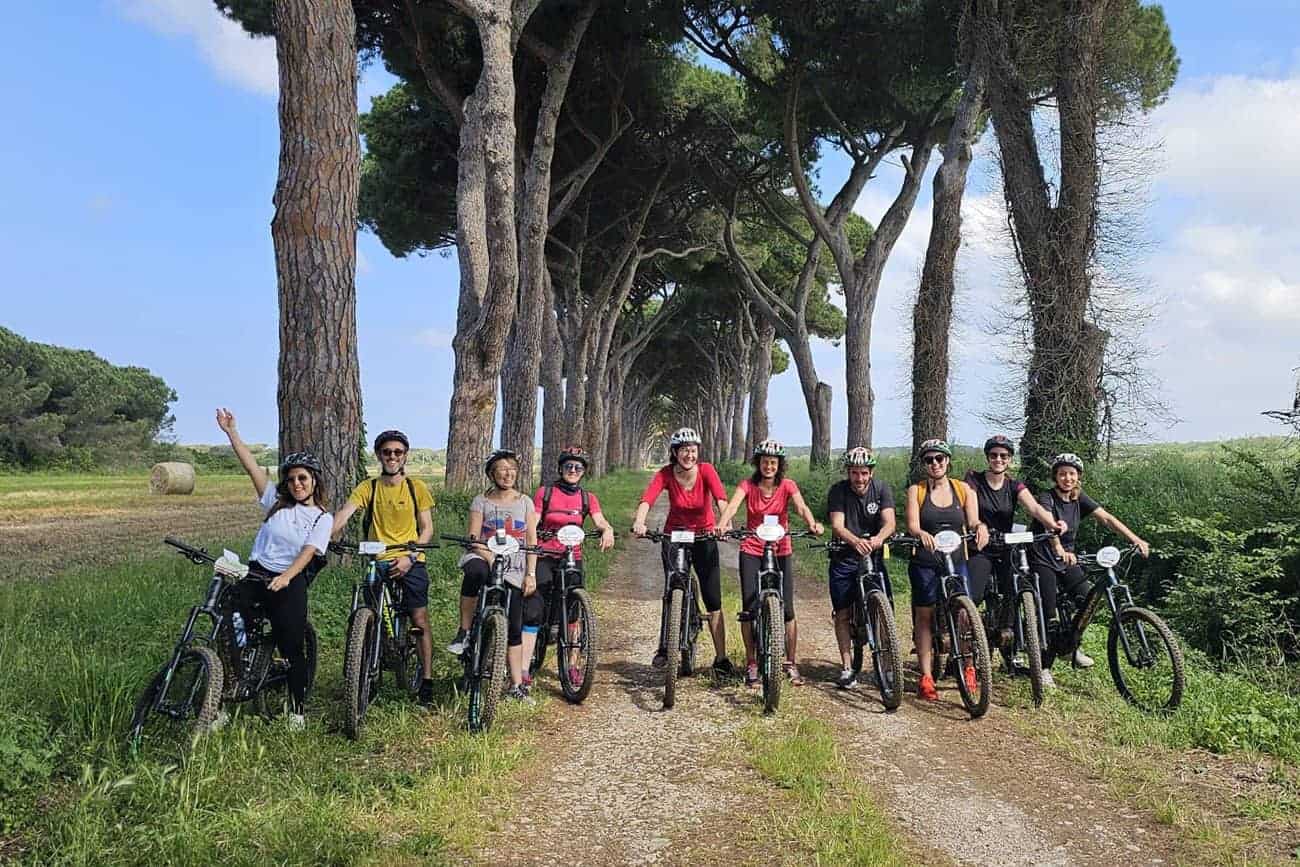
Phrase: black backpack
[
  {"left": 540, "top": 485, "right": 591, "bottom": 524},
  {"left": 361, "top": 477, "right": 421, "bottom": 542}
]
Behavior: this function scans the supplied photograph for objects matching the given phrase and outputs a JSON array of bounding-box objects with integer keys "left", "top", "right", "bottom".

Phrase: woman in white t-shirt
[{"left": 217, "top": 408, "right": 332, "bottom": 728}]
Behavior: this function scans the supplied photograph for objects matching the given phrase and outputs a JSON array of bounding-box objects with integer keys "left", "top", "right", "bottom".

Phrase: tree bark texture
[
  {"left": 978, "top": 0, "right": 1112, "bottom": 481},
  {"left": 272, "top": 0, "right": 362, "bottom": 510},
  {"left": 746, "top": 319, "right": 774, "bottom": 454},
  {"left": 444, "top": 1, "right": 542, "bottom": 490},
  {"left": 910, "top": 39, "right": 988, "bottom": 464},
  {"left": 539, "top": 277, "right": 565, "bottom": 481}
]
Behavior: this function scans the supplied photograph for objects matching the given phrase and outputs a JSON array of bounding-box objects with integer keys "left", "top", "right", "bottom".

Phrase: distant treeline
[{"left": 0, "top": 326, "right": 176, "bottom": 470}]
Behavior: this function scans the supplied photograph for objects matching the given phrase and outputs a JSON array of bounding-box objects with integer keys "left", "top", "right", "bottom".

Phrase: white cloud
[
  {"left": 119, "top": 0, "right": 278, "bottom": 97},
  {"left": 413, "top": 327, "right": 454, "bottom": 350}
]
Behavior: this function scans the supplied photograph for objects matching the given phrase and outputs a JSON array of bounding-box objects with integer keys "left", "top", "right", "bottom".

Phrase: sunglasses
[
  {"left": 987, "top": 452, "right": 1011, "bottom": 460},
  {"left": 921, "top": 454, "right": 948, "bottom": 465},
  {"left": 380, "top": 448, "right": 406, "bottom": 457},
  {"left": 286, "top": 473, "right": 313, "bottom": 483},
  {"left": 561, "top": 462, "right": 585, "bottom": 473}
]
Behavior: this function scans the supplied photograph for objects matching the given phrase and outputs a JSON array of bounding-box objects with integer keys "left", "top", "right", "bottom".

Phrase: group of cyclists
[{"left": 214, "top": 408, "right": 1149, "bottom": 728}]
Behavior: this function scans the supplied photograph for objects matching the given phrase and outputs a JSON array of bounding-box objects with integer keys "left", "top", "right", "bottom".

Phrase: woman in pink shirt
[
  {"left": 718, "top": 440, "right": 823, "bottom": 687},
  {"left": 632, "top": 427, "right": 734, "bottom": 675}
]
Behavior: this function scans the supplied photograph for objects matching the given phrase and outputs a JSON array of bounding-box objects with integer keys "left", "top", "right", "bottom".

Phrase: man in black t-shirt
[{"left": 825, "top": 447, "right": 896, "bottom": 689}]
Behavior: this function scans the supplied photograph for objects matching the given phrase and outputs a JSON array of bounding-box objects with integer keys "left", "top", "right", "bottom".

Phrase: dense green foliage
[{"left": 0, "top": 327, "right": 176, "bottom": 470}]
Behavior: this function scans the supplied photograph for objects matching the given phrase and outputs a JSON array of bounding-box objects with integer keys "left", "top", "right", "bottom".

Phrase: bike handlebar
[
  {"left": 640, "top": 529, "right": 723, "bottom": 544},
  {"left": 439, "top": 533, "right": 548, "bottom": 556},
  {"left": 538, "top": 528, "right": 608, "bottom": 542},
  {"left": 328, "top": 540, "right": 441, "bottom": 557},
  {"left": 721, "top": 528, "right": 820, "bottom": 541},
  {"left": 1077, "top": 545, "right": 1139, "bottom": 566},
  {"left": 164, "top": 536, "right": 216, "bottom": 565}
]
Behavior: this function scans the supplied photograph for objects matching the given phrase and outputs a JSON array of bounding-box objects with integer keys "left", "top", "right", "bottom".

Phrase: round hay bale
[{"left": 150, "top": 461, "right": 195, "bottom": 495}]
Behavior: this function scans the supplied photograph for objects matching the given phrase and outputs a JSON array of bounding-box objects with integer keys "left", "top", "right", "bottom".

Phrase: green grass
[
  {"left": 0, "top": 472, "right": 252, "bottom": 520},
  {"left": 0, "top": 471, "right": 646, "bottom": 865}
]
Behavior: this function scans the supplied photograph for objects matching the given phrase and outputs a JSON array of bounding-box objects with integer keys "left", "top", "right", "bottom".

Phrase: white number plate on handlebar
[
  {"left": 670, "top": 530, "right": 696, "bottom": 544},
  {"left": 556, "top": 525, "right": 586, "bottom": 546},
  {"left": 359, "top": 541, "right": 386, "bottom": 556},
  {"left": 755, "top": 523, "right": 786, "bottom": 543},
  {"left": 1002, "top": 531, "right": 1034, "bottom": 545}
]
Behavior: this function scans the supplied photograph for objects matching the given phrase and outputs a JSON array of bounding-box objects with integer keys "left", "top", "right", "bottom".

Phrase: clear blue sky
[{"left": 3, "top": 2, "right": 1298, "bottom": 448}]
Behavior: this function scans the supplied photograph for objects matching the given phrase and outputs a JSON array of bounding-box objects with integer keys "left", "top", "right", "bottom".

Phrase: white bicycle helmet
[
  {"left": 1051, "top": 452, "right": 1085, "bottom": 475},
  {"left": 669, "top": 427, "right": 701, "bottom": 449},
  {"left": 841, "top": 446, "right": 877, "bottom": 468},
  {"left": 753, "top": 438, "right": 786, "bottom": 458}
]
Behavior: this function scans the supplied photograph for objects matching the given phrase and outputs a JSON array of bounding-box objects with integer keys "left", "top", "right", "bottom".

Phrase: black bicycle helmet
[
  {"left": 558, "top": 445, "right": 589, "bottom": 469},
  {"left": 983, "top": 435, "right": 1015, "bottom": 456},
  {"left": 280, "top": 450, "right": 323, "bottom": 477},
  {"left": 484, "top": 448, "right": 521, "bottom": 479},
  {"left": 373, "top": 429, "right": 410, "bottom": 452}
]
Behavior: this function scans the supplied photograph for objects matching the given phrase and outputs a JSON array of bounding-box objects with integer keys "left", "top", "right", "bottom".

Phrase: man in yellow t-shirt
[{"left": 331, "top": 429, "right": 436, "bottom": 705}]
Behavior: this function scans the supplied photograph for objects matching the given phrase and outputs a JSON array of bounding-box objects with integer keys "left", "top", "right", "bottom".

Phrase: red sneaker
[
  {"left": 918, "top": 673, "right": 938, "bottom": 701},
  {"left": 963, "top": 665, "right": 978, "bottom": 694}
]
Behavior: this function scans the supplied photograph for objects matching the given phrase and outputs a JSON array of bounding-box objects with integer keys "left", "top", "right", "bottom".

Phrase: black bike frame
[
  {"left": 540, "top": 537, "right": 585, "bottom": 657},
  {"left": 984, "top": 537, "right": 1051, "bottom": 653},
  {"left": 1068, "top": 558, "right": 1153, "bottom": 665},
  {"left": 659, "top": 534, "right": 705, "bottom": 656},
  {"left": 467, "top": 557, "right": 512, "bottom": 681}
]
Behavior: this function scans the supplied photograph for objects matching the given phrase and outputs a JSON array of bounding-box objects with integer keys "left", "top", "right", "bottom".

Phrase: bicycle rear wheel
[
  {"left": 471, "top": 610, "right": 509, "bottom": 732},
  {"left": 868, "top": 591, "right": 903, "bottom": 711},
  {"left": 129, "top": 647, "right": 223, "bottom": 751},
  {"left": 394, "top": 619, "right": 422, "bottom": 699},
  {"left": 664, "top": 588, "right": 683, "bottom": 709},
  {"left": 558, "top": 589, "right": 597, "bottom": 704},
  {"left": 342, "top": 608, "right": 376, "bottom": 740},
  {"left": 1018, "top": 592, "right": 1045, "bottom": 708},
  {"left": 760, "top": 594, "right": 784, "bottom": 714},
  {"left": 952, "top": 596, "right": 992, "bottom": 718},
  {"left": 529, "top": 610, "right": 551, "bottom": 678},
  {"left": 1108, "top": 607, "right": 1184, "bottom": 713}
]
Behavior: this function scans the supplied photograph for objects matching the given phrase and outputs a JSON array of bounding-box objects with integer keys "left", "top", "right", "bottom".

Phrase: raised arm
[{"left": 215, "top": 408, "right": 267, "bottom": 498}]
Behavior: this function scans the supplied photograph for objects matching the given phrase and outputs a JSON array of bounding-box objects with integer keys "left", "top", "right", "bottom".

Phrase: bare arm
[
  {"left": 331, "top": 500, "right": 359, "bottom": 539},
  {"left": 591, "top": 509, "right": 616, "bottom": 551},
  {"left": 788, "top": 487, "right": 823, "bottom": 535},
  {"left": 963, "top": 483, "right": 988, "bottom": 550},
  {"left": 1017, "top": 487, "right": 1066, "bottom": 533},
  {"left": 716, "top": 486, "right": 748, "bottom": 532},
  {"left": 267, "top": 545, "right": 316, "bottom": 592},
  {"left": 875, "top": 507, "right": 897, "bottom": 547},
  {"left": 524, "top": 501, "right": 539, "bottom": 596},
  {"left": 632, "top": 501, "right": 652, "bottom": 536},
  {"left": 1090, "top": 507, "right": 1150, "bottom": 557},
  {"left": 215, "top": 408, "right": 267, "bottom": 498}
]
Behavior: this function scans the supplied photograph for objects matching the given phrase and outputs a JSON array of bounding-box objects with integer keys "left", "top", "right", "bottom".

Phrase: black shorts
[
  {"left": 827, "top": 556, "right": 888, "bottom": 612},
  {"left": 660, "top": 538, "right": 722, "bottom": 613},
  {"left": 964, "top": 552, "right": 1010, "bottom": 605},
  {"left": 379, "top": 559, "right": 429, "bottom": 610},
  {"left": 460, "top": 557, "right": 525, "bottom": 646},
  {"left": 738, "top": 552, "right": 795, "bottom": 622}
]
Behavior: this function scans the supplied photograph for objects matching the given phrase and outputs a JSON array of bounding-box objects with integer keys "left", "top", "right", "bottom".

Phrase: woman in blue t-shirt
[
  {"left": 1030, "top": 453, "right": 1150, "bottom": 685},
  {"left": 217, "top": 408, "right": 332, "bottom": 729}
]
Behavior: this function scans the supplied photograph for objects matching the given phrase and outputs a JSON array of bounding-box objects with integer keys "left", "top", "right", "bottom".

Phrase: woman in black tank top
[{"left": 904, "top": 440, "right": 987, "bottom": 701}]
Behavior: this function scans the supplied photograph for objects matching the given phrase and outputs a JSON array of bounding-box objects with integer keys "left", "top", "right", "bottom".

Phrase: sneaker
[
  {"left": 505, "top": 684, "right": 534, "bottom": 705},
  {"left": 918, "top": 673, "right": 939, "bottom": 701},
  {"left": 208, "top": 710, "right": 230, "bottom": 732},
  {"left": 521, "top": 672, "right": 533, "bottom": 688},
  {"left": 1040, "top": 669, "right": 1056, "bottom": 689},
  {"left": 566, "top": 666, "right": 584, "bottom": 689},
  {"left": 712, "top": 657, "right": 737, "bottom": 677},
  {"left": 446, "top": 629, "right": 468, "bottom": 655},
  {"left": 784, "top": 662, "right": 805, "bottom": 686},
  {"left": 286, "top": 713, "right": 306, "bottom": 732},
  {"left": 1072, "top": 649, "right": 1095, "bottom": 669},
  {"left": 651, "top": 649, "right": 668, "bottom": 669},
  {"left": 963, "top": 665, "right": 979, "bottom": 694},
  {"left": 836, "top": 669, "right": 858, "bottom": 690},
  {"left": 745, "top": 662, "right": 759, "bottom": 688},
  {"left": 417, "top": 678, "right": 434, "bottom": 708}
]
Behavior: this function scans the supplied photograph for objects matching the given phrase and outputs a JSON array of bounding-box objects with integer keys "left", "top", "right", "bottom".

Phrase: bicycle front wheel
[
  {"left": 664, "top": 588, "right": 683, "bottom": 709},
  {"left": 558, "top": 589, "right": 597, "bottom": 704},
  {"left": 867, "top": 591, "right": 903, "bottom": 711},
  {"left": 395, "top": 620, "right": 422, "bottom": 699},
  {"left": 760, "top": 594, "right": 784, "bottom": 714},
  {"left": 342, "top": 608, "right": 377, "bottom": 740},
  {"left": 1108, "top": 607, "right": 1184, "bottom": 713},
  {"left": 952, "top": 596, "right": 992, "bottom": 718},
  {"left": 472, "top": 610, "right": 509, "bottom": 733},
  {"left": 129, "top": 647, "right": 223, "bottom": 752},
  {"left": 1018, "top": 592, "right": 1045, "bottom": 708}
]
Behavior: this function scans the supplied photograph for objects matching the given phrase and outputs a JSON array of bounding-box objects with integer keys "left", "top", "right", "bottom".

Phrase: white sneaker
[
  {"left": 446, "top": 629, "right": 468, "bottom": 655},
  {"left": 208, "top": 710, "right": 230, "bottom": 732},
  {"left": 1039, "top": 669, "right": 1056, "bottom": 689},
  {"left": 1073, "top": 649, "right": 1095, "bottom": 669},
  {"left": 286, "top": 713, "right": 306, "bottom": 731}
]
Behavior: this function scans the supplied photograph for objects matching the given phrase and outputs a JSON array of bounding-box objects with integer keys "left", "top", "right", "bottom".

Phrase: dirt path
[{"left": 480, "top": 516, "right": 1216, "bottom": 866}]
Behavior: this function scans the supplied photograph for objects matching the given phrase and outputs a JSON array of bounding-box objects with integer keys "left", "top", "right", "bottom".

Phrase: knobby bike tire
[
  {"left": 1018, "top": 592, "right": 1045, "bottom": 708},
  {"left": 529, "top": 607, "right": 552, "bottom": 678},
  {"left": 1107, "top": 607, "right": 1185, "bottom": 713},
  {"left": 931, "top": 612, "right": 947, "bottom": 687},
  {"left": 664, "top": 588, "right": 684, "bottom": 709},
  {"left": 760, "top": 593, "right": 785, "bottom": 714},
  {"left": 474, "top": 611, "right": 509, "bottom": 733},
  {"left": 393, "top": 617, "right": 422, "bottom": 699},
  {"left": 952, "top": 595, "right": 992, "bottom": 718},
  {"left": 129, "top": 647, "right": 223, "bottom": 751},
  {"left": 867, "top": 590, "right": 903, "bottom": 711},
  {"left": 342, "top": 608, "right": 376, "bottom": 740},
  {"left": 558, "top": 589, "right": 597, "bottom": 704}
]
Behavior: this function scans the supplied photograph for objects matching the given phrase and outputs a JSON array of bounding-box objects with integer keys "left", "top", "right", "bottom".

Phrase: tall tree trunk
[
  {"left": 605, "top": 364, "right": 626, "bottom": 471},
  {"left": 910, "top": 47, "right": 988, "bottom": 466},
  {"left": 272, "top": 0, "right": 362, "bottom": 509},
  {"left": 497, "top": 0, "right": 598, "bottom": 491},
  {"left": 787, "top": 335, "right": 832, "bottom": 466},
  {"left": 539, "top": 281, "right": 564, "bottom": 481},
  {"left": 746, "top": 320, "right": 774, "bottom": 454}
]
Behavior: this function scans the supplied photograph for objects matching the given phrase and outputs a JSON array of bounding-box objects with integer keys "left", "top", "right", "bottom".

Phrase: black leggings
[
  {"left": 657, "top": 538, "right": 722, "bottom": 653},
  {"left": 460, "top": 557, "right": 524, "bottom": 646},
  {"left": 1033, "top": 561, "right": 1091, "bottom": 668},
  {"left": 241, "top": 564, "right": 309, "bottom": 713},
  {"left": 524, "top": 558, "right": 584, "bottom": 628},
  {"left": 965, "top": 552, "right": 1011, "bottom": 605},
  {"left": 738, "top": 553, "right": 796, "bottom": 622}
]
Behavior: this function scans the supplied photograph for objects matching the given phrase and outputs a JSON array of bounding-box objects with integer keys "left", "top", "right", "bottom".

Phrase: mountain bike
[
  {"left": 1055, "top": 546, "right": 1185, "bottom": 713},
  {"left": 129, "top": 537, "right": 318, "bottom": 751},
  {"left": 330, "top": 540, "right": 439, "bottom": 740},
  {"left": 723, "top": 525, "right": 817, "bottom": 713},
  {"left": 642, "top": 529, "right": 715, "bottom": 710},
  {"left": 443, "top": 530, "right": 544, "bottom": 731},
  {"left": 530, "top": 525, "right": 601, "bottom": 703},
  {"left": 895, "top": 531, "right": 992, "bottom": 718},
  {"left": 809, "top": 538, "right": 903, "bottom": 710},
  {"left": 982, "top": 529, "right": 1056, "bottom": 708}
]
